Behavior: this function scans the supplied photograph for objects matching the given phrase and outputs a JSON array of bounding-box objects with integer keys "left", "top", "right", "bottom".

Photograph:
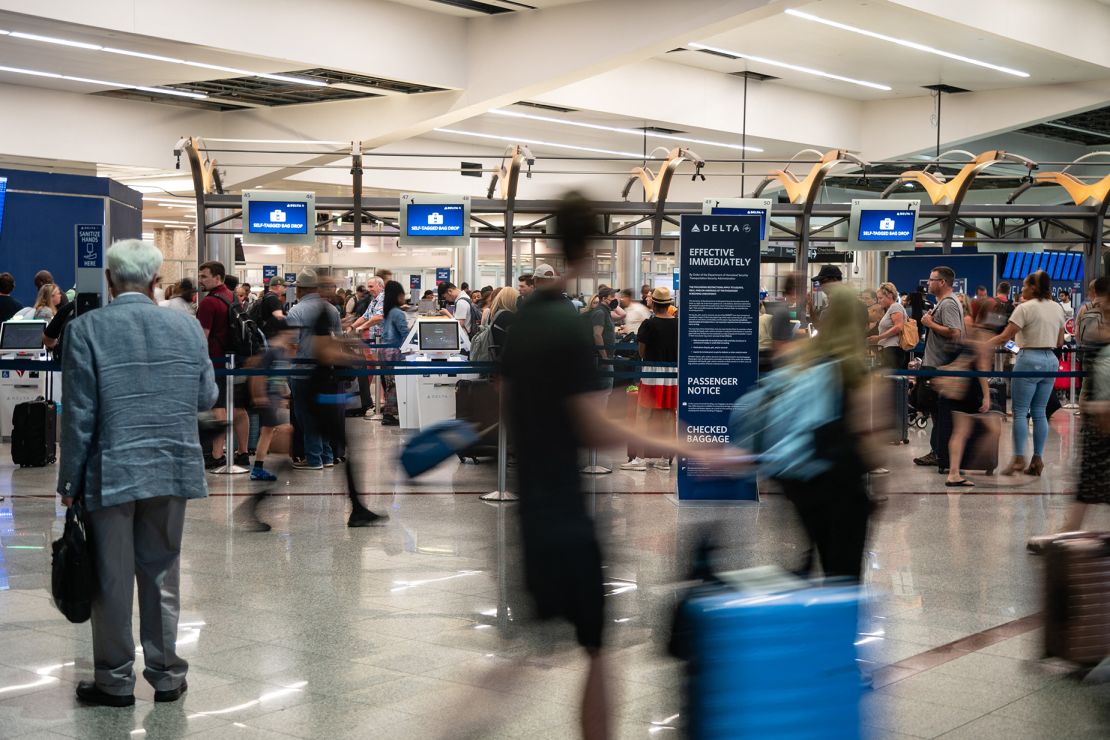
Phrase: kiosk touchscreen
[
  {"left": 0, "top": 320, "right": 46, "bottom": 352},
  {"left": 0, "top": 320, "right": 50, "bottom": 440},
  {"left": 418, "top": 322, "right": 459, "bottom": 353}
]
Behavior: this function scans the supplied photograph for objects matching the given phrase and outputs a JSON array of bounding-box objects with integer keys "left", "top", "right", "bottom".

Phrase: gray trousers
[{"left": 86, "top": 496, "right": 188, "bottom": 695}]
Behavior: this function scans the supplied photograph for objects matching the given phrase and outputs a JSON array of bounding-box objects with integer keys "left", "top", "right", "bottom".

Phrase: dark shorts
[
  {"left": 521, "top": 519, "right": 605, "bottom": 650},
  {"left": 215, "top": 380, "right": 249, "bottom": 410}
]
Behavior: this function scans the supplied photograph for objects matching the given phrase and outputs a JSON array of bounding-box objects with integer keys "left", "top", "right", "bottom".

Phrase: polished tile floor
[{"left": 0, "top": 409, "right": 1108, "bottom": 739}]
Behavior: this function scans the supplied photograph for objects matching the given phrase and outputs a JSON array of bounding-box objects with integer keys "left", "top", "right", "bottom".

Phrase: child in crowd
[{"left": 248, "top": 328, "right": 294, "bottom": 482}]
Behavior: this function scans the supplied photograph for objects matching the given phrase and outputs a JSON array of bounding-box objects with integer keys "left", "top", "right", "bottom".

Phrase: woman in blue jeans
[{"left": 990, "top": 271, "right": 1066, "bottom": 476}]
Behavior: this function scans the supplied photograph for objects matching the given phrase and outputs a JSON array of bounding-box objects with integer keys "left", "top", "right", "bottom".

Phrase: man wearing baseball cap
[{"left": 808, "top": 264, "right": 841, "bottom": 325}]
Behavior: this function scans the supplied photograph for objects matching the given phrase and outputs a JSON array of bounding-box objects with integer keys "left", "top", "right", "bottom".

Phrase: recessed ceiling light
[
  {"left": 686, "top": 43, "right": 891, "bottom": 91},
  {"left": 1, "top": 29, "right": 326, "bottom": 87},
  {"left": 784, "top": 9, "right": 1029, "bottom": 78},
  {"left": 0, "top": 64, "right": 207, "bottom": 98},
  {"left": 434, "top": 128, "right": 644, "bottom": 157},
  {"left": 490, "top": 109, "right": 763, "bottom": 152},
  {"left": 9, "top": 31, "right": 100, "bottom": 49}
]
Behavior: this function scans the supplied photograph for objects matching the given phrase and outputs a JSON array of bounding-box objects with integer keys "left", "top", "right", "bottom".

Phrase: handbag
[
  {"left": 899, "top": 318, "right": 919, "bottom": 351},
  {"left": 51, "top": 496, "right": 96, "bottom": 623}
]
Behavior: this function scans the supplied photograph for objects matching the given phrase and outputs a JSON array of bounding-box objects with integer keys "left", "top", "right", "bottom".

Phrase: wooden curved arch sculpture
[
  {"left": 622, "top": 147, "right": 704, "bottom": 204},
  {"left": 1029, "top": 171, "right": 1110, "bottom": 207},
  {"left": 752, "top": 149, "right": 867, "bottom": 205},
  {"left": 882, "top": 150, "right": 1037, "bottom": 205}
]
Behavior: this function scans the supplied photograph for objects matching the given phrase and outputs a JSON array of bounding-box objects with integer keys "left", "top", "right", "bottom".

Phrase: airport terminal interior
[{"left": 2, "top": 0, "right": 1110, "bottom": 738}]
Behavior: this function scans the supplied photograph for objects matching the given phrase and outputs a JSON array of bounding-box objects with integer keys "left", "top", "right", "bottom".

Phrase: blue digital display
[
  {"left": 406, "top": 204, "right": 466, "bottom": 237},
  {"left": 247, "top": 200, "right": 308, "bottom": 235},
  {"left": 0, "top": 177, "right": 6, "bottom": 237},
  {"left": 711, "top": 207, "right": 766, "bottom": 239},
  {"left": 858, "top": 209, "right": 916, "bottom": 241}
]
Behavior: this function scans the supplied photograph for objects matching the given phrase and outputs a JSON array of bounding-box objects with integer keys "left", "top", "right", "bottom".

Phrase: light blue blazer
[{"left": 56, "top": 293, "right": 218, "bottom": 510}]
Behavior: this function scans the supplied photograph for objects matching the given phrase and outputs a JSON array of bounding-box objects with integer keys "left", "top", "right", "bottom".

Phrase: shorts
[
  {"left": 256, "top": 404, "right": 289, "bottom": 429},
  {"left": 521, "top": 519, "right": 605, "bottom": 650},
  {"left": 215, "top": 379, "right": 249, "bottom": 410}
]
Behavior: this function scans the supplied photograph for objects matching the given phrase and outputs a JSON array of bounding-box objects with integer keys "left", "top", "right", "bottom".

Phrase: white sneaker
[
  {"left": 653, "top": 459, "right": 672, "bottom": 471},
  {"left": 619, "top": 457, "right": 648, "bottom": 471}
]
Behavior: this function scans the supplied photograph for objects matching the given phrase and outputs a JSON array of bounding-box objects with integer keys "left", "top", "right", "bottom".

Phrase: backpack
[
  {"left": 468, "top": 310, "right": 501, "bottom": 363},
  {"left": 729, "top": 361, "right": 845, "bottom": 482},
  {"left": 215, "top": 294, "right": 264, "bottom": 361},
  {"left": 456, "top": 296, "right": 482, "bottom": 337},
  {"left": 1076, "top": 303, "right": 1105, "bottom": 347},
  {"left": 899, "top": 318, "right": 919, "bottom": 351}
]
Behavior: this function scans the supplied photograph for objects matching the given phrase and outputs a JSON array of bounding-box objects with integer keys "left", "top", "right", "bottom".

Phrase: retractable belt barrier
[{"left": 0, "top": 358, "right": 1085, "bottom": 381}]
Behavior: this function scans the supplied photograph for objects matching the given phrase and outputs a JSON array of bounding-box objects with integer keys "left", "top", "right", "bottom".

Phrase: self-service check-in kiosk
[
  {"left": 0, "top": 320, "right": 53, "bottom": 440},
  {"left": 395, "top": 317, "right": 477, "bottom": 430}
]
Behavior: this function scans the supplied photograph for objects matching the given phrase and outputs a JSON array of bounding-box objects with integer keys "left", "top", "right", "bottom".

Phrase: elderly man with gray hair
[{"left": 58, "top": 239, "right": 217, "bottom": 707}]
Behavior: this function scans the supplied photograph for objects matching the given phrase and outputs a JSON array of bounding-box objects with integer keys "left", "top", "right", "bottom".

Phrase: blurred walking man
[{"left": 59, "top": 239, "right": 217, "bottom": 706}]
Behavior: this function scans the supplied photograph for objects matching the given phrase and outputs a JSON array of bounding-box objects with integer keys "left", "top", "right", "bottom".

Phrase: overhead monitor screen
[
  {"left": 0, "top": 321, "right": 46, "bottom": 350},
  {"left": 247, "top": 200, "right": 309, "bottom": 235},
  {"left": 418, "top": 321, "right": 459, "bottom": 351},
  {"left": 857, "top": 209, "right": 917, "bottom": 241},
  {"left": 710, "top": 207, "right": 767, "bottom": 239},
  {"left": 406, "top": 204, "right": 466, "bottom": 238},
  {"left": 0, "top": 177, "right": 6, "bottom": 237}
]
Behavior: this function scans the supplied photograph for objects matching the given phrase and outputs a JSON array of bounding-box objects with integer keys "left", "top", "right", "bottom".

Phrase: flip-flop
[{"left": 945, "top": 479, "right": 975, "bottom": 488}]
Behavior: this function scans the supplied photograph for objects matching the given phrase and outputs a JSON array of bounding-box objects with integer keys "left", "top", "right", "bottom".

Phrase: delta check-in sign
[{"left": 677, "top": 215, "right": 760, "bottom": 502}]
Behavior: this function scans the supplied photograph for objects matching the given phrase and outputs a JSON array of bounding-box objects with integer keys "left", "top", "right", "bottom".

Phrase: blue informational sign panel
[
  {"left": 410, "top": 274, "right": 421, "bottom": 290},
  {"left": 677, "top": 214, "right": 761, "bottom": 502},
  {"left": 247, "top": 200, "right": 308, "bottom": 235},
  {"left": 262, "top": 265, "right": 278, "bottom": 280},
  {"left": 857, "top": 209, "right": 916, "bottom": 241},
  {"left": 0, "top": 176, "right": 7, "bottom": 236},
  {"left": 76, "top": 224, "right": 103, "bottom": 269},
  {"left": 435, "top": 267, "right": 451, "bottom": 285},
  {"left": 406, "top": 204, "right": 466, "bottom": 237},
  {"left": 284, "top": 272, "right": 297, "bottom": 284}
]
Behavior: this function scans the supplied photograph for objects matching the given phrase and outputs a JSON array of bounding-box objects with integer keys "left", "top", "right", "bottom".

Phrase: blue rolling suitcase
[
  {"left": 682, "top": 572, "right": 864, "bottom": 739},
  {"left": 398, "top": 419, "right": 481, "bottom": 478}
]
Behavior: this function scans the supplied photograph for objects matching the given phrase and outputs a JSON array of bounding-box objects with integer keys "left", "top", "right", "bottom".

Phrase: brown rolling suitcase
[{"left": 1044, "top": 532, "right": 1110, "bottom": 665}]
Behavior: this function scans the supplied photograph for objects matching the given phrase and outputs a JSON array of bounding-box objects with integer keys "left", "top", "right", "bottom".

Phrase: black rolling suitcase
[
  {"left": 455, "top": 379, "right": 499, "bottom": 463},
  {"left": 890, "top": 375, "right": 910, "bottom": 444},
  {"left": 12, "top": 397, "right": 57, "bottom": 467}
]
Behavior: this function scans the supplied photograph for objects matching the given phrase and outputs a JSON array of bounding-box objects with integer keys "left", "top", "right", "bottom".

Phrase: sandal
[{"left": 945, "top": 479, "right": 975, "bottom": 488}]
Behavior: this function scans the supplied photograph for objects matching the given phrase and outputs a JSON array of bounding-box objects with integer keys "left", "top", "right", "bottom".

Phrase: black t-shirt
[
  {"left": 257, "top": 292, "right": 284, "bottom": 337},
  {"left": 44, "top": 301, "right": 76, "bottom": 357},
  {"left": 636, "top": 316, "right": 678, "bottom": 362},
  {"left": 0, "top": 295, "right": 23, "bottom": 323},
  {"left": 502, "top": 290, "right": 603, "bottom": 520}
]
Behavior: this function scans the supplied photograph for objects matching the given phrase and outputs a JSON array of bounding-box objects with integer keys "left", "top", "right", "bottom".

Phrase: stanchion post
[
  {"left": 1063, "top": 347, "right": 1079, "bottom": 410},
  {"left": 481, "top": 381, "right": 517, "bottom": 502},
  {"left": 213, "top": 353, "right": 249, "bottom": 475}
]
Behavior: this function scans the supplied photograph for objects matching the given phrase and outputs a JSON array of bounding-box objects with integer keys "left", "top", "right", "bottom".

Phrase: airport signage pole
[
  {"left": 676, "top": 214, "right": 761, "bottom": 502},
  {"left": 74, "top": 223, "right": 107, "bottom": 315}
]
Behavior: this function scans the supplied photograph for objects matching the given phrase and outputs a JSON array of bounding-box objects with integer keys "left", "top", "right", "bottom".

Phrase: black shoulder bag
[{"left": 51, "top": 495, "right": 96, "bottom": 623}]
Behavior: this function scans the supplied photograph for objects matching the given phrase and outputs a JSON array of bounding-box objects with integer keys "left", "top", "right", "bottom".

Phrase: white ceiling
[
  {"left": 0, "top": 10, "right": 327, "bottom": 96},
  {"left": 384, "top": 0, "right": 590, "bottom": 17},
  {"left": 665, "top": 0, "right": 1110, "bottom": 101}
]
